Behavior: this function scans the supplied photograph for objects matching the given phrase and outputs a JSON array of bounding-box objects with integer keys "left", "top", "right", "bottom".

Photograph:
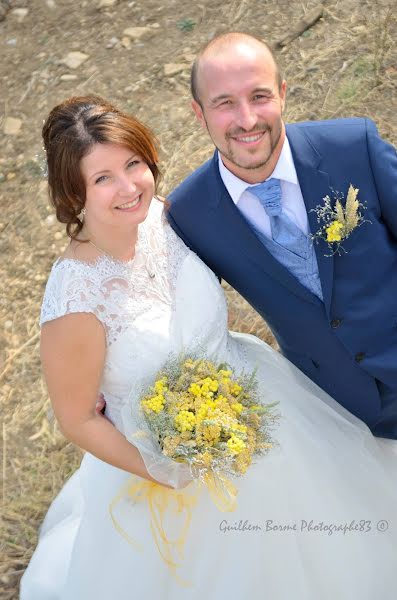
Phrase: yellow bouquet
[{"left": 138, "top": 356, "right": 277, "bottom": 484}]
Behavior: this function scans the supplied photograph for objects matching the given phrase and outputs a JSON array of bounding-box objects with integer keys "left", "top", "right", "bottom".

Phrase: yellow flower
[
  {"left": 231, "top": 423, "right": 247, "bottom": 435},
  {"left": 326, "top": 220, "right": 344, "bottom": 242},
  {"left": 175, "top": 410, "right": 196, "bottom": 432},
  {"left": 230, "top": 383, "right": 242, "bottom": 396},
  {"left": 231, "top": 402, "right": 244, "bottom": 414},
  {"left": 189, "top": 383, "right": 202, "bottom": 397},
  {"left": 218, "top": 369, "right": 232, "bottom": 378},
  {"left": 154, "top": 377, "right": 168, "bottom": 394},
  {"left": 202, "top": 423, "right": 221, "bottom": 444},
  {"left": 227, "top": 434, "right": 246, "bottom": 455},
  {"left": 141, "top": 394, "right": 165, "bottom": 414}
]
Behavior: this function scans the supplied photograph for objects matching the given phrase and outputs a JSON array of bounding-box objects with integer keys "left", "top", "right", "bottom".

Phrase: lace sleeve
[{"left": 40, "top": 259, "right": 107, "bottom": 328}]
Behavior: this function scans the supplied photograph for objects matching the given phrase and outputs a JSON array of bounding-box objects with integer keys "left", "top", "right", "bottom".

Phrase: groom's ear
[
  {"left": 280, "top": 80, "right": 287, "bottom": 113},
  {"left": 191, "top": 100, "right": 207, "bottom": 131}
]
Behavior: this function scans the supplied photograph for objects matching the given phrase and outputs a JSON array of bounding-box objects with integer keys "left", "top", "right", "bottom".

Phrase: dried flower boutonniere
[{"left": 311, "top": 184, "right": 370, "bottom": 256}]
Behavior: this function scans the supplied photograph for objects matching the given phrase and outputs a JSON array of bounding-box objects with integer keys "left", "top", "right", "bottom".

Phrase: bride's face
[{"left": 80, "top": 142, "right": 155, "bottom": 232}]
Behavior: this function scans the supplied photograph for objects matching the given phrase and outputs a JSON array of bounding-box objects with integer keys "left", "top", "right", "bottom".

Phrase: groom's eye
[{"left": 218, "top": 99, "right": 232, "bottom": 107}]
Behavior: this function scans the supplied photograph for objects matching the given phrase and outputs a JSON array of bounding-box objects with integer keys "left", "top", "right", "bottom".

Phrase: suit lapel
[
  {"left": 208, "top": 154, "right": 320, "bottom": 305},
  {"left": 286, "top": 125, "right": 334, "bottom": 316}
]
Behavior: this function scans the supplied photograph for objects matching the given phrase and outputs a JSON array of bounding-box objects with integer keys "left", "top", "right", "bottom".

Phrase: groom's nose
[{"left": 235, "top": 101, "right": 258, "bottom": 131}]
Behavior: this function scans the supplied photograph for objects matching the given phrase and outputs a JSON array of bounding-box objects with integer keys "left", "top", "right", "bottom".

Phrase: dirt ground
[{"left": 0, "top": 0, "right": 396, "bottom": 597}]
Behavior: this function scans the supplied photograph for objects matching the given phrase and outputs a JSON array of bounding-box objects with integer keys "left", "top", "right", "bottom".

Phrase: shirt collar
[{"left": 218, "top": 136, "right": 298, "bottom": 205}]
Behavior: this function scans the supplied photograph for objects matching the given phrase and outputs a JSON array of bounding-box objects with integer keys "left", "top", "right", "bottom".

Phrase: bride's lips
[{"left": 115, "top": 195, "right": 142, "bottom": 211}]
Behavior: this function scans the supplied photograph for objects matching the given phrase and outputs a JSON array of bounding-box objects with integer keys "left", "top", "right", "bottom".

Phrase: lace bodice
[{"left": 40, "top": 200, "right": 232, "bottom": 430}]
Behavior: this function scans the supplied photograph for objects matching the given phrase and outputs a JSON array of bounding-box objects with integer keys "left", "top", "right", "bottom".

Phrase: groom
[{"left": 168, "top": 32, "right": 397, "bottom": 439}]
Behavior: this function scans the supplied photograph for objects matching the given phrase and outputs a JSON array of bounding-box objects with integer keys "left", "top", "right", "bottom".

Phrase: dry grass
[{"left": 0, "top": 0, "right": 396, "bottom": 597}]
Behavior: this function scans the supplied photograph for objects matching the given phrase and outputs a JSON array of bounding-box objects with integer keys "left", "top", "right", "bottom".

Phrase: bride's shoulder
[{"left": 40, "top": 256, "right": 107, "bottom": 327}]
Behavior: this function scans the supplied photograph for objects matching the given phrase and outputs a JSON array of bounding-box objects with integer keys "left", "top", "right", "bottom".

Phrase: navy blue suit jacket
[{"left": 168, "top": 118, "right": 397, "bottom": 438}]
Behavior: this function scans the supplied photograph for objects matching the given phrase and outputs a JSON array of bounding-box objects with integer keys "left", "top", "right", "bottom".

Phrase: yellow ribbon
[{"left": 109, "top": 471, "right": 238, "bottom": 585}]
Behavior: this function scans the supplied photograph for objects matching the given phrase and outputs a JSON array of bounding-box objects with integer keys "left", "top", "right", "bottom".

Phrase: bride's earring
[{"left": 79, "top": 207, "right": 86, "bottom": 220}]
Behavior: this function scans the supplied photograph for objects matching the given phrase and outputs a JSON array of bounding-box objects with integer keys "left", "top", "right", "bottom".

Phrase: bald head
[{"left": 191, "top": 32, "right": 282, "bottom": 106}]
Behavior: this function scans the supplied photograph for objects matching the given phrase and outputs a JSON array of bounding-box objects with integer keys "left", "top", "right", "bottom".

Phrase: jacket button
[
  {"left": 331, "top": 318, "right": 342, "bottom": 329},
  {"left": 355, "top": 352, "right": 366, "bottom": 363}
]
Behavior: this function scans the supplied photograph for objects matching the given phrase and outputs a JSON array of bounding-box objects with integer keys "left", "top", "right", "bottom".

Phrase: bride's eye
[
  {"left": 127, "top": 160, "right": 139, "bottom": 168},
  {"left": 95, "top": 175, "right": 108, "bottom": 184}
]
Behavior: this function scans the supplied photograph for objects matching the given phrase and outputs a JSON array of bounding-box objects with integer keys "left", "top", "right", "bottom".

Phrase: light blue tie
[
  {"left": 248, "top": 178, "right": 323, "bottom": 300},
  {"left": 249, "top": 178, "right": 307, "bottom": 257}
]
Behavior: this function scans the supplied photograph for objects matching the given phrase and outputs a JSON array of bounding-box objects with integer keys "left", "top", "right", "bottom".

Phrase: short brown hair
[
  {"left": 42, "top": 95, "right": 160, "bottom": 239},
  {"left": 191, "top": 32, "right": 282, "bottom": 106}
]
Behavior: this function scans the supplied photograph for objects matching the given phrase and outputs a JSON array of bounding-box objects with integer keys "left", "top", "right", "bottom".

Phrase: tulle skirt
[{"left": 20, "top": 333, "right": 397, "bottom": 599}]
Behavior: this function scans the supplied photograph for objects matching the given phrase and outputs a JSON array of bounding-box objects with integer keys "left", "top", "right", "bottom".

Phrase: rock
[
  {"left": 61, "top": 51, "right": 89, "bottom": 69},
  {"left": 0, "top": 173, "right": 5, "bottom": 183},
  {"left": 4, "top": 117, "right": 22, "bottom": 135},
  {"left": 163, "top": 63, "right": 187, "bottom": 77},
  {"left": 4, "top": 320, "right": 12, "bottom": 330},
  {"left": 54, "top": 232, "right": 63, "bottom": 240},
  {"left": 121, "top": 36, "right": 131, "bottom": 49},
  {"left": 60, "top": 74, "right": 78, "bottom": 81},
  {"left": 122, "top": 26, "right": 153, "bottom": 42},
  {"left": 11, "top": 8, "right": 29, "bottom": 22},
  {"left": 45, "top": 214, "right": 56, "bottom": 226},
  {"left": 6, "top": 172, "right": 16, "bottom": 180},
  {"left": 6, "top": 38, "right": 17, "bottom": 46},
  {"left": 106, "top": 36, "right": 119, "bottom": 49},
  {"left": 46, "top": 0, "right": 56, "bottom": 8},
  {"left": 98, "top": 0, "right": 117, "bottom": 7}
]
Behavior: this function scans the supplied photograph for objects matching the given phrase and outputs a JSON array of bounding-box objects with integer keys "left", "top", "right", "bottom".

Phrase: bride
[{"left": 20, "top": 95, "right": 397, "bottom": 600}]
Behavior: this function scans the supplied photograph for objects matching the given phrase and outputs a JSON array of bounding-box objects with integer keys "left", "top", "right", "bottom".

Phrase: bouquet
[{"left": 131, "top": 356, "right": 278, "bottom": 492}]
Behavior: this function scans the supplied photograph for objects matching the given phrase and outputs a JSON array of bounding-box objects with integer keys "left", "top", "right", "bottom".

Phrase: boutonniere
[{"left": 310, "top": 184, "right": 370, "bottom": 256}]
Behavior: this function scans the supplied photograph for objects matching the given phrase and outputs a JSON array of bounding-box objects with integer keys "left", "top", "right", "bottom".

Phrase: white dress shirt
[{"left": 218, "top": 137, "right": 309, "bottom": 238}]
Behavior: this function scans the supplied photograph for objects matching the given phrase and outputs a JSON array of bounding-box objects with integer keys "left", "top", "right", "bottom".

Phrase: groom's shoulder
[
  {"left": 287, "top": 117, "right": 377, "bottom": 144},
  {"left": 169, "top": 154, "right": 217, "bottom": 205}
]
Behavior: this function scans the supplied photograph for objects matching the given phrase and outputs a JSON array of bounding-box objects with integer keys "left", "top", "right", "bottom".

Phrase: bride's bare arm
[{"left": 40, "top": 313, "right": 159, "bottom": 484}]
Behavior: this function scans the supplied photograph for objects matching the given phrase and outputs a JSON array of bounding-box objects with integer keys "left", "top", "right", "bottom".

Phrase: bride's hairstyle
[{"left": 42, "top": 95, "right": 161, "bottom": 239}]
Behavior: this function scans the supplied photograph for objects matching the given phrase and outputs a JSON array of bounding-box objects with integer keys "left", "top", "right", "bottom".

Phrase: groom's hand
[{"left": 95, "top": 393, "right": 106, "bottom": 415}]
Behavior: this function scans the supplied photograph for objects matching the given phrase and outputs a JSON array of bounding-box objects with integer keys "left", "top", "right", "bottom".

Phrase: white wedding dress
[{"left": 20, "top": 200, "right": 397, "bottom": 600}]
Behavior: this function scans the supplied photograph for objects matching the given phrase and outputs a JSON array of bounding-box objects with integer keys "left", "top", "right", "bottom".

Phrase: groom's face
[{"left": 192, "top": 41, "right": 286, "bottom": 184}]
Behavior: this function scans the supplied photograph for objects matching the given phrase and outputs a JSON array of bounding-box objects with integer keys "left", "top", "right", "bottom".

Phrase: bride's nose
[{"left": 118, "top": 175, "right": 137, "bottom": 195}]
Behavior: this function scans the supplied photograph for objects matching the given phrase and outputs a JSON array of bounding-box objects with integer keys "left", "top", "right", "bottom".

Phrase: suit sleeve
[{"left": 365, "top": 118, "right": 397, "bottom": 238}]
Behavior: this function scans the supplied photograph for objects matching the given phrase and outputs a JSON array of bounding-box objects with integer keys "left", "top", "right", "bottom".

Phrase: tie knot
[{"left": 249, "top": 178, "right": 281, "bottom": 216}]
